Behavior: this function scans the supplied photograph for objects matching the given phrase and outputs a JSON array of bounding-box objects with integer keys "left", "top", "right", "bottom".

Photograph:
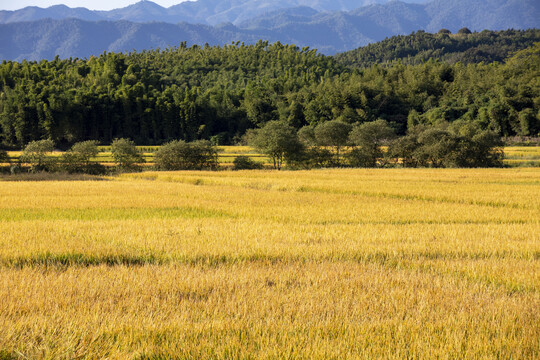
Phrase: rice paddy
[{"left": 0, "top": 168, "right": 538, "bottom": 359}]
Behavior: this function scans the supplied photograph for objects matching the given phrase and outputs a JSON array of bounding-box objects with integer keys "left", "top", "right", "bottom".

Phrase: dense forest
[{"left": 0, "top": 30, "right": 539, "bottom": 150}]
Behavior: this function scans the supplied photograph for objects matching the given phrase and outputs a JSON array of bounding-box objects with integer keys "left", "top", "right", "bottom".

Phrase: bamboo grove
[{"left": 0, "top": 31, "right": 539, "bottom": 150}]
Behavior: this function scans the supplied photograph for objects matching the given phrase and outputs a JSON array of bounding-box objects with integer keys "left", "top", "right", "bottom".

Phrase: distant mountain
[
  {"left": 236, "top": 2, "right": 430, "bottom": 53},
  {"left": 237, "top": 6, "right": 320, "bottom": 30},
  {"left": 0, "top": 19, "right": 272, "bottom": 61},
  {"left": 0, "top": 11, "right": 418, "bottom": 61},
  {"left": 0, "top": 0, "right": 538, "bottom": 60},
  {"left": 168, "top": 0, "right": 412, "bottom": 25},
  {"left": 0, "top": 0, "right": 427, "bottom": 25},
  {"left": 0, "top": 4, "right": 103, "bottom": 23},
  {"left": 99, "top": 1, "right": 175, "bottom": 23},
  {"left": 424, "top": 0, "right": 540, "bottom": 33},
  {"left": 236, "top": 0, "right": 539, "bottom": 53}
]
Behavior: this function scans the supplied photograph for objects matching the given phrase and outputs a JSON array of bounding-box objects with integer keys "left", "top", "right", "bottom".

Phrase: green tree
[
  {"left": 286, "top": 101, "right": 306, "bottom": 128},
  {"left": 243, "top": 85, "right": 278, "bottom": 126},
  {"left": 407, "top": 109, "right": 422, "bottom": 129},
  {"left": 111, "top": 138, "right": 144, "bottom": 170},
  {"left": 450, "top": 123, "right": 504, "bottom": 167},
  {"left": 415, "top": 128, "right": 458, "bottom": 167},
  {"left": 297, "top": 126, "right": 317, "bottom": 146},
  {"left": 387, "top": 134, "right": 421, "bottom": 168},
  {"left": 20, "top": 139, "right": 55, "bottom": 172},
  {"left": 348, "top": 120, "right": 396, "bottom": 167},
  {"left": 0, "top": 149, "right": 9, "bottom": 166},
  {"left": 302, "top": 147, "right": 334, "bottom": 169},
  {"left": 0, "top": 35, "right": 537, "bottom": 146},
  {"left": 518, "top": 108, "right": 538, "bottom": 136},
  {"left": 468, "top": 130, "right": 504, "bottom": 167},
  {"left": 314, "top": 120, "right": 352, "bottom": 165},
  {"left": 250, "top": 121, "right": 302, "bottom": 170},
  {"left": 391, "top": 124, "right": 505, "bottom": 168}
]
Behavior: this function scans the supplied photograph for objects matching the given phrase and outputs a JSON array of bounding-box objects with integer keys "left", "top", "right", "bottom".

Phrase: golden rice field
[
  {"left": 503, "top": 146, "right": 540, "bottom": 166},
  {"left": 0, "top": 168, "right": 539, "bottom": 359}
]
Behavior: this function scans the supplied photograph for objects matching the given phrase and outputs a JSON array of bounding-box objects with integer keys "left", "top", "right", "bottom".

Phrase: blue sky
[{"left": 0, "top": 0, "right": 188, "bottom": 11}]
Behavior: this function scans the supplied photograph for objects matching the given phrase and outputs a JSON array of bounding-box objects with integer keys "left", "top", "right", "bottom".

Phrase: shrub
[
  {"left": 20, "top": 139, "right": 56, "bottom": 172},
  {"left": 111, "top": 138, "right": 144, "bottom": 170},
  {"left": 387, "top": 125, "right": 504, "bottom": 168},
  {"left": 232, "top": 156, "right": 263, "bottom": 170},
  {"left": 288, "top": 147, "right": 334, "bottom": 169},
  {"left": 154, "top": 140, "right": 218, "bottom": 170},
  {"left": 61, "top": 140, "right": 106, "bottom": 174},
  {"left": 346, "top": 148, "right": 377, "bottom": 168},
  {"left": 452, "top": 125, "right": 504, "bottom": 167},
  {"left": 70, "top": 140, "right": 99, "bottom": 165},
  {"left": 10, "top": 165, "right": 21, "bottom": 175}
]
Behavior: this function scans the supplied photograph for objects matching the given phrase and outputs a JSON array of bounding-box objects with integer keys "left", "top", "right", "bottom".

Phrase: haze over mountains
[{"left": 0, "top": 0, "right": 538, "bottom": 60}]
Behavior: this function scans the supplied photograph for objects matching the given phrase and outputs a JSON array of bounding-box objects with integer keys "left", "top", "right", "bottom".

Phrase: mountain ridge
[
  {"left": 0, "top": 0, "right": 426, "bottom": 25},
  {"left": 0, "top": 0, "right": 538, "bottom": 60}
]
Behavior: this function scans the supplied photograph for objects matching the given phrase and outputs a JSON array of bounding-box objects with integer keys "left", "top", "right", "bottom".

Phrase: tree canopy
[
  {"left": 250, "top": 121, "right": 302, "bottom": 170},
  {"left": 0, "top": 32, "right": 538, "bottom": 151},
  {"left": 335, "top": 29, "right": 540, "bottom": 67}
]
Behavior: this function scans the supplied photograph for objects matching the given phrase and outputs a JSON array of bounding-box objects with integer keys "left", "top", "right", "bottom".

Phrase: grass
[{"left": 0, "top": 168, "right": 538, "bottom": 359}]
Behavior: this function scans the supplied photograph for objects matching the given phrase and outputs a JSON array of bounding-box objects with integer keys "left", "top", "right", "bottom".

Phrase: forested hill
[
  {"left": 0, "top": 42, "right": 340, "bottom": 147},
  {"left": 335, "top": 29, "right": 540, "bottom": 67},
  {"left": 0, "top": 41, "right": 539, "bottom": 149}
]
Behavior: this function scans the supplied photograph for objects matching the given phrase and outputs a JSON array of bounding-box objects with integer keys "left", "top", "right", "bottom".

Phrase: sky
[{"left": 0, "top": 0, "right": 189, "bottom": 11}]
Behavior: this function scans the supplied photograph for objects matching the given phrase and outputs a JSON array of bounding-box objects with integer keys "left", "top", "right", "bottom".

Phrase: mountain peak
[
  {"left": 115, "top": 0, "right": 166, "bottom": 11},
  {"left": 48, "top": 5, "right": 70, "bottom": 10},
  {"left": 104, "top": 0, "right": 168, "bottom": 21},
  {"left": 131, "top": 1, "right": 164, "bottom": 8}
]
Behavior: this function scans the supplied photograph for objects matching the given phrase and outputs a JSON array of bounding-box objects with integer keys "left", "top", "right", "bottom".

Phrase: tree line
[
  {"left": 0, "top": 35, "right": 538, "bottom": 155},
  {"left": 250, "top": 119, "right": 503, "bottom": 170},
  {"left": 1, "top": 116, "right": 503, "bottom": 175},
  {"left": 1, "top": 138, "right": 218, "bottom": 174}
]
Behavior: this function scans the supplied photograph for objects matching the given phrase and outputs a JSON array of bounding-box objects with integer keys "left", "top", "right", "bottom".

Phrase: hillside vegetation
[
  {"left": 0, "top": 34, "right": 539, "bottom": 150},
  {"left": 335, "top": 29, "right": 540, "bottom": 67}
]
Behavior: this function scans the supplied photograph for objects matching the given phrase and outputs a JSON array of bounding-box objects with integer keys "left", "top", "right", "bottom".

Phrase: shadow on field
[{"left": 0, "top": 173, "right": 108, "bottom": 181}]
